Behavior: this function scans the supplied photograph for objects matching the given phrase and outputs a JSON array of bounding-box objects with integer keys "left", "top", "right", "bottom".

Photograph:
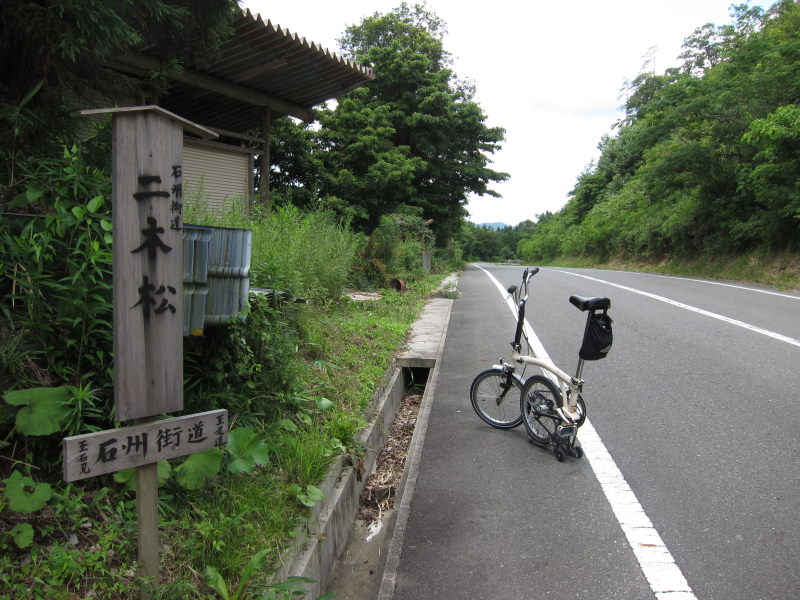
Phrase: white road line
[
  {"left": 475, "top": 264, "right": 697, "bottom": 600},
  {"left": 600, "top": 270, "right": 800, "bottom": 301},
  {"left": 553, "top": 269, "right": 800, "bottom": 348}
]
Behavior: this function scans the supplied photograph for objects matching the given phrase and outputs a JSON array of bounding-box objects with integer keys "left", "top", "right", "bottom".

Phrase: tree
[
  {"left": 267, "top": 116, "right": 323, "bottom": 209},
  {"left": 740, "top": 104, "right": 800, "bottom": 248},
  {"left": 530, "top": 0, "right": 800, "bottom": 260},
  {"left": 0, "top": 0, "right": 239, "bottom": 185},
  {"left": 317, "top": 3, "right": 508, "bottom": 245}
]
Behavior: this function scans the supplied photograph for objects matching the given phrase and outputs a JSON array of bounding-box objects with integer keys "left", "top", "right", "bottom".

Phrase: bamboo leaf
[{"left": 19, "top": 80, "right": 44, "bottom": 108}]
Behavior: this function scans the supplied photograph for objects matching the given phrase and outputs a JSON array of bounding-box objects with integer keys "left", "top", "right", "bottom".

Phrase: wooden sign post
[{"left": 65, "top": 107, "right": 225, "bottom": 593}]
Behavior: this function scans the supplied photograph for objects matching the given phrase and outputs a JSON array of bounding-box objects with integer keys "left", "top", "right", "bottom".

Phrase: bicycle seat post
[{"left": 574, "top": 310, "right": 594, "bottom": 381}]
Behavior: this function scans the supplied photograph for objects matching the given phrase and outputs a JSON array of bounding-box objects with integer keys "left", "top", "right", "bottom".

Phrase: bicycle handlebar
[{"left": 519, "top": 266, "right": 539, "bottom": 305}]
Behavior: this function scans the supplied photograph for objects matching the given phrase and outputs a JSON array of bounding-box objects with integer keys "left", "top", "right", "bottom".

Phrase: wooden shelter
[{"left": 106, "top": 8, "right": 375, "bottom": 212}]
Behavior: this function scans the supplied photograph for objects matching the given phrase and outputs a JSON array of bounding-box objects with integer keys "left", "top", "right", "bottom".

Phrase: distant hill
[{"left": 478, "top": 222, "right": 508, "bottom": 230}]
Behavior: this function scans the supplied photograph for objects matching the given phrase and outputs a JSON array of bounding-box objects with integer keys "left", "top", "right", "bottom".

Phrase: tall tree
[{"left": 317, "top": 3, "right": 508, "bottom": 244}]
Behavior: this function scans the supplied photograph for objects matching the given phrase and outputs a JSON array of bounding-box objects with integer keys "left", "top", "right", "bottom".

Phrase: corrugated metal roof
[{"left": 115, "top": 8, "right": 374, "bottom": 133}]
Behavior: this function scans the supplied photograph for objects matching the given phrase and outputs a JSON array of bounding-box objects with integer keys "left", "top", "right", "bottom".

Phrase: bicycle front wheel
[
  {"left": 470, "top": 368, "right": 524, "bottom": 429},
  {"left": 520, "top": 375, "right": 562, "bottom": 445}
]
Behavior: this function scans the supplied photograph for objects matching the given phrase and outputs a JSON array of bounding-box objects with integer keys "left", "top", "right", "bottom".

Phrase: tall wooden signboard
[
  {"left": 64, "top": 107, "right": 227, "bottom": 595},
  {"left": 112, "top": 107, "right": 188, "bottom": 420}
]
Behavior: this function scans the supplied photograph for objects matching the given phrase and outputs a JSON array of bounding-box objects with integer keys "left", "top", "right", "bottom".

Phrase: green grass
[
  {"left": 166, "top": 275, "right": 443, "bottom": 593},
  {"left": 0, "top": 274, "right": 445, "bottom": 599},
  {"left": 300, "top": 282, "right": 438, "bottom": 415},
  {"left": 160, "top": 277, "right": 441, "bottom": 592}
]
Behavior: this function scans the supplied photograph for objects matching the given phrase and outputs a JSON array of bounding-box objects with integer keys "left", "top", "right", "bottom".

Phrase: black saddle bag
[{"left": 579, "top": 313, "right": 613, "bottom": 361}]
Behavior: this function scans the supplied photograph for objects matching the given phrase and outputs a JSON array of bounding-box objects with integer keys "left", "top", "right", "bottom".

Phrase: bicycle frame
[{"left": 506, "top": 267, "right": 585, "bottom": 424}]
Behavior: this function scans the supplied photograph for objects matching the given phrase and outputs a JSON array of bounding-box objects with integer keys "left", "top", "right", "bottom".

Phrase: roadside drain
[
  {"left": 360, "top": 390, "right": 422, "bottom": 536},
  {"left": 324, "top": 367, "right": 429, "bottom": 600}
]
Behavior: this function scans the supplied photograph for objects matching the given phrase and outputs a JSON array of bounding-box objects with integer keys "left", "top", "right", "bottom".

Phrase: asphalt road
[{"left": 391, "top": 264, "right": 800, "bottom": 600}]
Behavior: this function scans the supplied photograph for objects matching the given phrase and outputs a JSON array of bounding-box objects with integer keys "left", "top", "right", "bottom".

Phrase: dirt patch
[
  {"left": 346, "top": 291, "right": 382, "bottom": 301},
  {"left": 358, "top": 392, "right": 421, "bottom": 524}
]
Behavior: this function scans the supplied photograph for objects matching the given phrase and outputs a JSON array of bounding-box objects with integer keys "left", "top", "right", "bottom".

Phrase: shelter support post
[{"left": 260, "top": 107, "right": 271, "bottom": 212}]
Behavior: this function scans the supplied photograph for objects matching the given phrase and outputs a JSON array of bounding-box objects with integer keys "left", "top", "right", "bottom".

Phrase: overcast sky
[{"left": 243, "top": 0, "right": 768, "bottom": 226}]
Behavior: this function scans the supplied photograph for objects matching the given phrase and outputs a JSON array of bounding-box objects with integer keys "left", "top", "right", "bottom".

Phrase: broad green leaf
[
  {"left": 204, "top": 565, "right": 230, "bottom": 600},
  {"left": 11, "top": 523, "right": 34, "bottom": 548},
  {"left": 71, "top": 206, "right": 86, "bottom": 220},
  {"left": 315, "top": 397, "right": 335, "bottom": 411},
  {"left": 113, "top": 468, "right": 134, "bottom": 487},
  {"left": 3, "top": 471, "right": 52, "bottom": 514},
  {"left": 227, "top": 427, "right": 269, "bottom": 474},
  {"left": 26, "top": 186, "right": 44, "bottom": 204},
  {"left": 279, "top": 419, "right": 298, "bottom": 433},
  {"left": 158, "top": 460, "right": 172, "bottom": 485},
  {"left": 298, "top": 485, "right": 324, "bottom": 508},
  {"left": 175, "top": 448, "right": 222, "bottom": 490},
  {"left": 87, "top": 195, "right": 104, "bottom": 213},
  {"left": 113, "top": 461, "right": 172, "bottom": 491},
  {"left": 4, "top": 386, "right": 69, "bottom": 436}
]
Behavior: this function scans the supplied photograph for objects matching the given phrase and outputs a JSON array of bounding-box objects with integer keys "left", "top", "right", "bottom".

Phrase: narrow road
[{"left": 390, "top": 264, "right": 800, "bottom": 599}]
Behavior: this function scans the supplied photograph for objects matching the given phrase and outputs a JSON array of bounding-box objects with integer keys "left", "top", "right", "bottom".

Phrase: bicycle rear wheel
[
  {"left": 520, "top": 375, "right": 561, "bottom": 445},
  {"left": 470, "top": 368, "right": 524, "bottom": 428}
]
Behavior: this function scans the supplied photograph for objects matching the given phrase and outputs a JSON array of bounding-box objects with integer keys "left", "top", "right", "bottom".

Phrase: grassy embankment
[{"left": 1, "top": 192, "right": 446, "bottom": 598}]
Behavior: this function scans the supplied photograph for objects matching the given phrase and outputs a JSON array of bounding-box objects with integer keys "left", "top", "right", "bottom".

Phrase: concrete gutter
[
  {"left": 376, "top": 287, "right": 454, "bottom": 600},
  {"left": 276, "top": 274, "right": 457, "bottom": 598}
]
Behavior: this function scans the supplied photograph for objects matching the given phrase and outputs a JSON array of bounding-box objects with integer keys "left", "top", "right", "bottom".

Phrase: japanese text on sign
[{"left": 63, "top": 410, "right": 228, "bottom": 482}]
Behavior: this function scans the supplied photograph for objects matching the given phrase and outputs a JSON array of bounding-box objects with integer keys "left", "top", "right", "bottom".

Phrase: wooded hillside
[{"left": 518, "top": 0, "right": 800, "bottom": 263}]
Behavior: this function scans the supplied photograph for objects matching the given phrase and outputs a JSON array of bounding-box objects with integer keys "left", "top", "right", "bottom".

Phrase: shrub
[
  {"left": 185, "top": 199, "right": 359, "bottom": 302},
  {"left": 354, "top": 209, "right": 435, "bottom": 288}
]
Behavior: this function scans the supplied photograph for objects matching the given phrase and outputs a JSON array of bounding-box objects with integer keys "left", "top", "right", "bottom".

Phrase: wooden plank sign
[
  {"left": 92, "top": 106, "right": 217, "bottom": 422},
  {"left": 68, "top": 107, "right": 221, "bottom": 593},
  {"left": 112, "top": 108, "right": 183, "bottom": 421},
  {"left": 63, "top": 410, "right": 228, "bottom": 482}
]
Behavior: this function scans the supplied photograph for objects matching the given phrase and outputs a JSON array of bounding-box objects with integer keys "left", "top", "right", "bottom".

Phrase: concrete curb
[
  {"left": 275, "top": 364, "right": 405, "bottom": 597},
  {"left": 276, "top": 274, "right": 457, "bottom": 598},
  {"left": 376, "top": 296, "right": 452, "bottom": 600}
]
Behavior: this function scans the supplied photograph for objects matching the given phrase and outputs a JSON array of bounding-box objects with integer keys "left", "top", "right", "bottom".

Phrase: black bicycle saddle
[{"left": 569, "top": 295, "right": 611, "bottom": 311}]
